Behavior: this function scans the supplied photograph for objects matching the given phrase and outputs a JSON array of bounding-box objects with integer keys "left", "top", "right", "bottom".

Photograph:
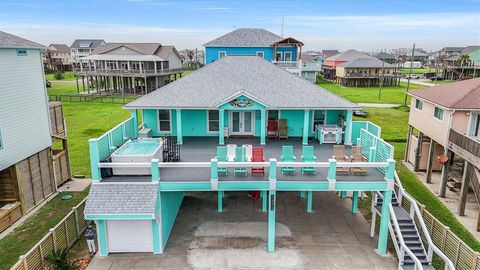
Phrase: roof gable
[
  {"left": 337, "top": 58, "right": 394, "bottom": 68},
  {"left": 324, "top": 49, "right": 373, "bottom": 62},
  {"left": 49, "top": 44, "right": 70, "bottom": 53},
  {"left": 92, "top": 43, "right": 161, "bottom": 55},
  {"left": 124, "top": 56, "right": 359, "bottom": 110},
  {"left": 0, "top": 31, "right": 45, "bottom": 49},
  {"left": 71, "top": 39, "right": 105, "bottom": 49},
  {"left": 217, "top": 92, "right": 268, "bottom": 110},
  {"left": 204, "top": 28, "right": 283, "bottom": 47}
]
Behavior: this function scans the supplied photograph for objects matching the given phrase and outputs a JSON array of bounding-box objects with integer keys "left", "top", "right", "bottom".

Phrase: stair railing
[
  {"left": 393, "top": 171, "right": 456, "bottom": 270},
  {"left": 389, "top": 203, "right": 424, "bottom": 270}
]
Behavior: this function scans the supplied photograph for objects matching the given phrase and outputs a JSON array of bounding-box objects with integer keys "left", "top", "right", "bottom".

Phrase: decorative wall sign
[{"left": 230, "top": 97, "right": 254, "bottom": 108}]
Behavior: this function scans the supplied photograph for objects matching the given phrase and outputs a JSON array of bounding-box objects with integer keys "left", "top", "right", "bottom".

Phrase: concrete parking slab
[{"left": 87, "top": 191, "right": 397, "bottom": 270}]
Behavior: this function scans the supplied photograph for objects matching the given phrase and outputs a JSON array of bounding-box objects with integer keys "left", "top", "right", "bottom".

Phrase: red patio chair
[
  {"left": 251, "top": 147, "right": 265, "bottom": 175},
  {"left": 267, "top": 119, "right": 278, "bottom": 139}
]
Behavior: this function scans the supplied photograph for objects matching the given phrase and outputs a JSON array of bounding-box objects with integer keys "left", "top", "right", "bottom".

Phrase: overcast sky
[{"left": 1, "top": 0, "right": 479, "bottom": 52}]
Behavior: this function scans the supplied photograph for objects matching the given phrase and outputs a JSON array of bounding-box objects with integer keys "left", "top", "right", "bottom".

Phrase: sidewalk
[{"left": 400, "top": 78, "right": 434, "bottom": 87}]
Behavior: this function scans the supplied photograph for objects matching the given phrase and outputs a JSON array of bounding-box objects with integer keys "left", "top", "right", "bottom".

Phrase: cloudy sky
[{"left": 1, "top": 0, "right": 479, "bottom": 51}]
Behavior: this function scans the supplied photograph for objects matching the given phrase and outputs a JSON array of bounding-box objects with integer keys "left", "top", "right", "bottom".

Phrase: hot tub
[{"left": 111, "top": 138, "right": 163, "bottom": 175}]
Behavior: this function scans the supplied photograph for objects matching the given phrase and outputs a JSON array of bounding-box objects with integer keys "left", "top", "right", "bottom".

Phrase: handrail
[
  {"left": 394, "top": 172, "right": 456, "bottom": 270},
  {"left": 389, "top": 204, "right": 424, "bottom": 270}
]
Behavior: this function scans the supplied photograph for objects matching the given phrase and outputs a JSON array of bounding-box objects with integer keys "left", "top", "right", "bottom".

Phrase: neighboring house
[
  {"left": 373, "top": 52, "right": 397, "bottom": 64},
  {"left": 322, "top": 49, "right": 399, "bottom": 86},
  {"left": 203, "top": 28, "right": 316, "bottom": 82},
  {"left": 405, "top": 78, "right": 480, "bottom": 229},
  {"left": 73, "top": 43, "right": 184, "bottom": 95},
  {"left": 439, "top": 47, "right": 466, "bottom": 58},
  {"left": 406, "top": 50, "right": 429, "bottom": 64},
  {"left": 336, "top": 58, "right": 401, "bottom": 87},
  {"left": 443, "top": 46, "right": 480, "bottom": 80},
  {"left": 321, "top": 49, "right": 339, "bottom": 59},
  {"left": 301, "top": 53, "right": 322, "bottom": 82},
  {"left": 0, "top": 31, "right": 71, "bottom": 233},
  {"left": 45, "top": 44, "right": 72, "bottom": 71},
  {"left": 70, "top": 39, "right": 105, "bottom": 61}
]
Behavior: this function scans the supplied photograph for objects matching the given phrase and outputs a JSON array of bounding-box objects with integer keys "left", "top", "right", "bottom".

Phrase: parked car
[
  {"left": 430, "top": 76, "right": 444, "bottom": 81},
  {"left": 353, "top": 109, "right": 368, "bottom": 117},
  {"left": 405, "top": 74, "right": 420, "bottom": 79}
]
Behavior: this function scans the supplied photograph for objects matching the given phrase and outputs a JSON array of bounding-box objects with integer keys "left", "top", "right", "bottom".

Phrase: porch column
[
  {"left": 414, "top": 132, "right": 424, "bottom": 172},
  {"left": 131, "top": 109, "right": 139, "bottom": 138},
  {"left": 219, "top": 109, "right": 225, "bottom": 145},
  {"left": 268, "top": 190, "right": 276, "bottom": 252},
  {"left": 352, "top": 191, "right": 359, "bottom": 214},
  {"left": 439, "top": 150, "right": 452, "bottom": 197},
  {"left": 426, "top": 139, "right": 436, "bottom": 183},
  {"left": 176, "top": 109, "right": 183, "bottom": 144},
  {"left": 218, "top": 191, "right": 224, "bottom": 212},
  {"left": 307, "top": 191, "right": 313, "bottom": 213},
  {"left": 458, "top": 161, "right": 471, "bottom": 216},
  {"left": 96, "top": 220, "right": 108, "bottom": 256},
  {"left": 302, "top": 109, "right": 310, "bottom": 145},
  {"left": 261, "top": 190, "right": 267, "bottom": 212},
  {"left": 377, "top": 160, "right": 395, "bottom": 255},
  {"left": 344, "top": 110, "right": 353, "bottom": 145},
  {"left": 260, "top": 109, "right": 266, "bottom": 145},
  {"left": 404, "top": 125, "right": 414, "bottom": 161}
]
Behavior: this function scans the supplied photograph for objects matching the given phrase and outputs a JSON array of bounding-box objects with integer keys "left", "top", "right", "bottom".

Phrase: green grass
[
  {"left": 317, "top": 79, "right": 424, "bottom": 104},
  {"left": 48, "top": 81, "right": 79, "bottom": 95},
  {"left": 0, "top": 190, "right": 89, "bottom": 270},
  {"left": 45, "top": 71, "right": 76, "bottom": 81}
]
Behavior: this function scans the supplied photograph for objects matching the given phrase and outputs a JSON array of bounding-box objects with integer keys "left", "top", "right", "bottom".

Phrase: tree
[
  {"left": 456, "top": 54, "right": 471, "bottom": 79},
  {"left": 45, "top": 249, "right": 79, "bottom": 270},
  {"left": 186, "top": 49, "right": 195, "bottom": 69}
]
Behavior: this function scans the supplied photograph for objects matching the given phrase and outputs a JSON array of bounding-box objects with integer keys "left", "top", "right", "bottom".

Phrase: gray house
[{"left": 70, "top": 39, "right": 106, "bottom": 61}]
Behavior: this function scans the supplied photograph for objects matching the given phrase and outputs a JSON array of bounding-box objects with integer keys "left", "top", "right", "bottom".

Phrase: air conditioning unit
[{"left": 138, "top": 128, "right": 152, "bottom": 138}]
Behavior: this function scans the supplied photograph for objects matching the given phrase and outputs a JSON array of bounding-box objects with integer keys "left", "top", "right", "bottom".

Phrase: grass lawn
[
  {"left": 0, "top": 189, "right": 89, "bottom": 270},
  {"left": 48, "top": 81, "right": 79, "bottom": 95},
  {"left": 317, "top": 79, "right": 424, "bottom": 104},
  {"left": 45, "top": 71, "right": 76, "bottom": 81}
]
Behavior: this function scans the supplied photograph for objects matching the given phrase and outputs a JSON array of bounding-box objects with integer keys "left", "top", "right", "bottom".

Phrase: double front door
[{"left": 230, "top": 111, "right": 254, "bottom": 135}]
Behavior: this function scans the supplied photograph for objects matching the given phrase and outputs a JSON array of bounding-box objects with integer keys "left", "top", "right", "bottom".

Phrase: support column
[
  {"left": 131, "top": 109, "right": 139, "bottom": 138},
  {"left": 344, "top": 110, "right": 353, "bottom": 145},
  {"left": 352, "top": 191, "right": 358, "bottom": 214},
  {"left": 302, "top": 109, "right": 310, "bottom": 145},
  {"left": 260, "top": 109, "right": 266, "bottom": 145},
  {"left": 404, "top": 125, "right": 413, "bottom": 161},
  {"left": 458, "top": 161, "right": 471, "bottom": 216},
  {"left": 414, "top": 132, "right": 424, "bottom": 172},
  {"left": 307, "top": 191, "right": 313, "bottom": 213},
  {"left": 97, "top": 220, "right": 108, "bottom": 256},
  {"left": 341, "top": 191, "right": 347, "bottom": 199},
  {"left": 176, "top": 109, "right": 183, "bottom": 144},
  {"left": 219, "top": 109, "right": 225, "bottom": 145},
  {"left": 262, "top": 190, "right": 267, "bottom": 212},
  {"left": 376, "top": 191, "right": 391, "bottom": 255},
  {"left": 217, "top": 191, "right": 223, "bottom": 212},
  {"left": 300, "top": 191, "right": 305, "bottom": 198},
  {"left": 426, "top": 139, "right": 436, "bottom": 183},
  {"left": 439, "top": 150, "right": 452, "bottom": 197},
  {"left": 268, "top": 190, "right": 276, "bottom": 252}
]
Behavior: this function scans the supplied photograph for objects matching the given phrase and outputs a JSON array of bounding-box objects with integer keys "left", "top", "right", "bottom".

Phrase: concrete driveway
[{"left": 87, "top": 192, "right": 397, "bottom": 270}]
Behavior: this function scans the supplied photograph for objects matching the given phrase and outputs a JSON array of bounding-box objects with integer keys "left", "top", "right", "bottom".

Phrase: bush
[{"left": 54, "top": 71, "right": 64, "bottom": 80}]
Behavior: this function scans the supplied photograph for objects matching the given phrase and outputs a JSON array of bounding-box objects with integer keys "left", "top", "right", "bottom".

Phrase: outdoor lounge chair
[
  {"left": 278, "top": 119, "right": 288, "bottom": 139},
  {"left": 216, "top": 146, "right": 228, "bottom": 175},
  {"left": 350, "top": 146, "right": 363, "bottom": 158},
  {"left": 234, "top": 146, "right": 248, "bottom": 176},
  {"left": 301, "top": 146, "right": 317, "bottom": 174},
  {"left": 281, "top": 146, "right": 296, "bottom": 175},
  {"left": 332, "top": 145, "right": 349, "bottom": 175},
  {"left": 243, "top": 144, "right": 253, "bottom": 161},
  {"left": 251, "top": 147, "right": 265, "bottom": 175},
  {"left": 227, "top": 144, "right": 236, "bottom": 161},
  {"left": 267, "top": 119, "right": 278, "bottom": 139},
  {"left": 350, "top": 149, "right": 367, "bottom": 176}
]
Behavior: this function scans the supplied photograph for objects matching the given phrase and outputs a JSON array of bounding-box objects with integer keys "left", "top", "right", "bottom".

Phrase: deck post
[
  {"left": 302, "top": 109, "right": 310, "bottom": 145},
  {"left": 97, "top": 220, "right": 108, "bottom": 256},
  {"left": 176, "top": 109, "right": 183, "bottom": 144},
  {"left": 130, "top": 110, "right": 139, "bottom": 138},
  {"left": 351, "top": 191, "right": 358, "bottom": 214},
  {"left": 262, "top": 190, "right": 267, "bottom": 212},
  {"left": 327, "top": 159, "right": 336, "bottom": 191},
  {"left": 88, "top": 139, "right": 101, "bottom": 181},
  {"left": 439, "top": 150, "right": 452, "bottom": 197},
  {"left": 217, "top": 191, "right": 223, "bottom": 212},
  {"left": 260, "top": 109, "right": 266, "bottom": 145},
  {"left": 458, "top": 161, "right": 471, "bottom": 216},
  {"left": 341, "top": 191, "right": 347, "bottom": 199},
  {"left": 425, "top": 139, "right": 435, "bottom": 184},
  {"left": 219, "top": 109, "right": 225, "bottom": 145},
  {"left": 300, "top": 191, "right": 305, "bottom": 198},
  {"left": 307, "top": 191, "right": 313, "bottom": 213},
  {"left": 268, "top": 190, "right": 276, "bottom": 252},
  {"left": 344, "top": 110, "right": 353, "bottom": 145},
  {"left": 151, "top": 159, "right": 160, "bottom": 182},
  {"left": 376, "top": 190, "right": 392, "bottom": 255}
]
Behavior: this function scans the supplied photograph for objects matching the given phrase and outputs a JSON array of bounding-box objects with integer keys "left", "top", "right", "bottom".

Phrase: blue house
[{"left": 204, "top": 28, "right": 303, "bottom": 64}]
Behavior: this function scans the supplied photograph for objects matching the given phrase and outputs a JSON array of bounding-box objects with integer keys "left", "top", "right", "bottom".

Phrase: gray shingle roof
[
  {"left": 70, "top": 39, "right": 105, "bottom": 49},
  {"left": 337, "top": 58, "right": 394, "bottom": 68},
  {"left": 124, "top": 56, "right": 359, "bottom": 110},
  {"left": 85, "top": 183, "right": 158, "bottom": 216},
  {"left": 204, "top": 28, "right": 283, "bottom": 47},
  {"left": 373, "top": 52, "right": 396, "bottom": 60},
  {"left": 49, "top": 44, "right": 70, "bottom": 53},
  {"left": 324, "top": 49, "right": 373, "bottom": 62},
  {"left": 0, "top": 31, "right": 45, "bottom": 49}
]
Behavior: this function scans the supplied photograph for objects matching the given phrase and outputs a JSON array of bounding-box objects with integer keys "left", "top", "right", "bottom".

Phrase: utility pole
[
  {"left": 403, "top": 43, "right": 415, "bottom": 107},
  {"left": 281, "top": 16, "right": 284, "bottom": 37},
  {"left": 378, "top": 52, "right": 386, "bottom": 100}
]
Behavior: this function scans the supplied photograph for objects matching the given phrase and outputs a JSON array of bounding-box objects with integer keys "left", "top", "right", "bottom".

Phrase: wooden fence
[
  {"left": 400, "top": 197, "right": 480, "bottom": 270},
  {"left": 48, "top": 94, "right": 136, "bottom": 104},
  {"left": 9, "top": 198, "right": 89, "bottom": 270}
]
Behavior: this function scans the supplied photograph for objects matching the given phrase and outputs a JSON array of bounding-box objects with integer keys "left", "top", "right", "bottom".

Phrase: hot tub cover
[{"left": 85, "top": 182, "right": 158, "bottom": 216}]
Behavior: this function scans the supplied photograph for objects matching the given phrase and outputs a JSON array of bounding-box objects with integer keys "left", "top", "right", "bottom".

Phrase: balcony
[
  {"left": 343, "top": 72, "right": 403, "bottom": 79},
  {"left": 272, "top": 61, "right": 321, "bottom": 72},
  {"left": 448, "top": 129, "right": 480, "bottom": 168},
  {"left": 73, "top": 67, "right": 185, "bottom": 77}
]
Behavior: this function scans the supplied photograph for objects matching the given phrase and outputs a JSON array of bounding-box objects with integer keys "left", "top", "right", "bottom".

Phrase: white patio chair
[
  {"left": 227, "top": 144, "right": 236, "bottom": 161},
  {"left": 243, "top": 144, "right": 253, "bottom": 161}
]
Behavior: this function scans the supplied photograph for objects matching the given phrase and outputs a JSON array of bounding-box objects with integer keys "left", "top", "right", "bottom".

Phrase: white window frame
[
  {"left": 207, "top": 110, "right": 220, "bottom": 134},
  {"left": 284, "top": 51, "right": 292, "bottom": 61},
  {"left": 433, "top": 107, "right": 444, "bottom": 121},
  {"left": 275, "top": 52, "right": 282, "bottom": 61},
  {"left": 415, "top": 99, "right": 423, "bottom": 111},
  {"left": 311, "top": 110, "right": 326, "bottom": 132},
  {"left": 157, "top": 109, "right": 172, "bottom": 133},
  {"left": 256, "top": 51, "right": 264, "bottom": 58},
  {"left": 218, "top": 51, "right": 227, "bottom": 59}
]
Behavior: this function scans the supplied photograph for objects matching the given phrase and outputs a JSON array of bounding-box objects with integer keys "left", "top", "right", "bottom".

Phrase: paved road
[
  {"left": 358, "top": 103, "right": 401, "bottom": 108},
  {"left": 400, "top": 78, "right": 434, "bottom": 87}
]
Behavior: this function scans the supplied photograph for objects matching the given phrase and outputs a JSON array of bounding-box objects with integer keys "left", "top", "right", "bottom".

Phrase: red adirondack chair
[
  {"left": 251, "top": 147, "right": 265, "bottom": 175},
  {"left": 267, "top": 119, "right": 278, "bottom": 139}
]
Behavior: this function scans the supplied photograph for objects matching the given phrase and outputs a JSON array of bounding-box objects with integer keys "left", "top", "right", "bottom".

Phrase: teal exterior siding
[
  {"left": 279, "top": 110, "right": 304, "bottom": 137},
  {"left": 205, "top": 46, "right": 297, "bottom": 64},
  {"left": 160, "top": 191, "right": 184, "bottom": 249}
]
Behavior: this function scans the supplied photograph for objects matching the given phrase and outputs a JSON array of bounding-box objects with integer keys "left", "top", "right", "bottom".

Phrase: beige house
[
  {"left": 335, "top": 58, "right": 401, "bottom": 87},
  {"left": 405, "top": 78, "right": 480, "bottom": 229},
  {"left": 46, "top": 44, "right": 72, "bottom": 71}
]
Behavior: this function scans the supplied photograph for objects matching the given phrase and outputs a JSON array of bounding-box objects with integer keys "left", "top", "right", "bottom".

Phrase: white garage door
[{"left": 106, "top": 220, "right": 153, "bottom": 253}]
